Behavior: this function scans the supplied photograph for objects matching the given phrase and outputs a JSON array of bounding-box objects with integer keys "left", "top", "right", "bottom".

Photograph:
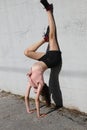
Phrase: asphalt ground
[{"left": 0, "top": 91, "right": 87, "bottom": 130}]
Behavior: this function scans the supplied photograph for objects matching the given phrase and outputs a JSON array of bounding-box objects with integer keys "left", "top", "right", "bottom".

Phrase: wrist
[{"left": 37, "top": 114, "right": 40, "bottom": 118}]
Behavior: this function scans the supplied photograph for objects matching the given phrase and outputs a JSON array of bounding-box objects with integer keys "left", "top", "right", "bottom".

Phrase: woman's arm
[
  {"left": 35, "top": 83, "right": 47, "bottom": 118},
  {"left": 25, "top": 82, "right": 33, "bottom": 113}
]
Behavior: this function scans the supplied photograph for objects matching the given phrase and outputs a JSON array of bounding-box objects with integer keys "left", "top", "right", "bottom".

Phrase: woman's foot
[{"left": 40, "top": 0, "right": 53, "bottom": 11}]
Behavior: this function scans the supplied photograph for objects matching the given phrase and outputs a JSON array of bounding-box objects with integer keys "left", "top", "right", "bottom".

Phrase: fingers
[
  {"left": 27, "top": 109, "right": 36, "bottom": 114},
  {"left": 38, "top": 113, "right": 47, "bottom": 118},
  {"left": 27, "top": 110, "right": 47, "bottom": 118}
]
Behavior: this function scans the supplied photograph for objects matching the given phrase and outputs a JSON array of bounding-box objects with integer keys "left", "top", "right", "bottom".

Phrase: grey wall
[{"left": 0, "top": 0, "right": 87, "bottom": 113}]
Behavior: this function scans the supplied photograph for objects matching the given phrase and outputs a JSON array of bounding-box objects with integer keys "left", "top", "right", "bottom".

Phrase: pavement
[{"left": 0, "top": 91, "right": 87, "bottom": 130}]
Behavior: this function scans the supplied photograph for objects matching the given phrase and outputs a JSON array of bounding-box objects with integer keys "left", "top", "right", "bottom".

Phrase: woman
[{"left": 24, "top": 0, "right": 61, "bottom": 118}]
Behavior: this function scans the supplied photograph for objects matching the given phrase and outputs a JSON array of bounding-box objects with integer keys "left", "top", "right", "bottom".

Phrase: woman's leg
[
  {"left": 24, "top": 39, "right": 45, "bottom": 60},
  {"left": 40, "top": 0, "right": 60, "bottom": 50},
  {"left": 47, "top": 8, "right": 59, "bottom": 50},
  {"left": 24, "top": 26, "right": 50, "bottom": 60}
]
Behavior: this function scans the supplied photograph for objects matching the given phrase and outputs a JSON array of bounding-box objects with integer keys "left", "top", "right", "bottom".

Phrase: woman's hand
[
  {"left": 37, "top": 113, "right": 47, "bottom": 118},
  {"left": 27, "top": 109, "right": 36, "bottom": 114}
]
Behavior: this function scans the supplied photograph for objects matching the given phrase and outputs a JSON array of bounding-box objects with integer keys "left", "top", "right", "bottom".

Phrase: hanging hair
[{"left": 41, "top": 83, "right": 51, "bottom": 107}]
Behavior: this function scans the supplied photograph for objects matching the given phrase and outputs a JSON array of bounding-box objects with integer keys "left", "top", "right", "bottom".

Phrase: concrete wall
[{"left": 0, "top": 0, "right": 87, "bottom": 113}]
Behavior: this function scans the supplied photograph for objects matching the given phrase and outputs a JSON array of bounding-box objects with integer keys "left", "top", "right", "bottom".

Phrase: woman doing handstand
[{"left": 24, "top": 0, "right": 61, "bottom": 118}]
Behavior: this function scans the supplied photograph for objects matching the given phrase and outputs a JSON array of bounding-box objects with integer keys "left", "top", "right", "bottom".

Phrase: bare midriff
[
  {"left": 28, "top": 61, "right": 47, "bottom": 90},
  {"left": 32, "top": 61, "right": 48, "bottom": 73}
]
